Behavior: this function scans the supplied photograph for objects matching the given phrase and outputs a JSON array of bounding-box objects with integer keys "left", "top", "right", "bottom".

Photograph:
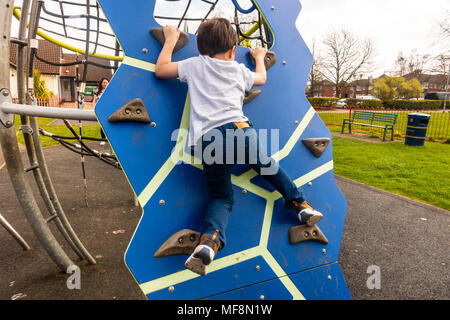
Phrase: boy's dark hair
[{"left": 197, "top": 18, "right": 239, "bottom": 57}]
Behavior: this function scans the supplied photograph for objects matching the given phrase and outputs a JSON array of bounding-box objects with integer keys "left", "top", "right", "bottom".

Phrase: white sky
[
  {"left": 297, "top": 0, "right": 450, "bottom": 77},
  {"left": 10, "top": 0, "right": 450, "bottom": 78}
]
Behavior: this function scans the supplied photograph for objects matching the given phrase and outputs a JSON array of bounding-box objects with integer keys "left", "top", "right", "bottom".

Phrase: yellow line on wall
[
  {"left": 271, "top": 107, "right": 316, "bottom": 162},
  {"left": 122, "top": 56, "right": 156, "bottom": 72},
  {"left": 140, "top": 246, "right": 262, "bottom": 296}
]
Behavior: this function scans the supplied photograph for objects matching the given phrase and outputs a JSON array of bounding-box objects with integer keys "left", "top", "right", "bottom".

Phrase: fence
[
  {"left": 13, "top": 96, "right": 94, "bottom": 110},
  {"left": 317, "top": 107, "right": 450, "bottom": 143}
]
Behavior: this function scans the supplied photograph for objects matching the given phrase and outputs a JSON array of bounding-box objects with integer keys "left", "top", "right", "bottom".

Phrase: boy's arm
[
  {"left": 249, "top": 47, "right": 267, "bottom": 86},
  {"left": 155, "top": 25, "right": 180, "bottom": 79}
]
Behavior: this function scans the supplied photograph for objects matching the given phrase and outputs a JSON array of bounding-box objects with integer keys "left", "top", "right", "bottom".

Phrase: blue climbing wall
[{"left": 95, "top": 0, "right": 351, "bottom": 300}]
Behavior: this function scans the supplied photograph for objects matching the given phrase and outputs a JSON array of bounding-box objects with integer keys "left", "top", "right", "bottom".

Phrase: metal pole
[
  {"left": 443, "top": 62, "right": 449, "bottom": 113},
  {"left": 0, "top": 102, "right": 97, "bottom": 121},
  {"left": 23, "top": 0, "right": 84, "bottom": 260},
  {"left": 0, "top": 213, "right": 31, "bottom": 251},
  {"left": 0, "top": 0, "right": 73, "bottom": 272},
  {"left": 26, "top": 0, "right": 95, "bottom": 264}
]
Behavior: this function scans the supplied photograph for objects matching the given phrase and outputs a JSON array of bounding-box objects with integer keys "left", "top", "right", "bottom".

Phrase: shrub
[
  {"left": 384, "top": 100, "right": 442, "bottom": 110},
  {"left": 307, "top": 97, "right": 339, "bottom": 107},
  {"left": 346, "top": 98, "right": 383, "bottom": 109}
]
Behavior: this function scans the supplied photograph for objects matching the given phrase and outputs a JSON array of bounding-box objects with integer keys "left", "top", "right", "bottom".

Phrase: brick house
[
  {"left": 10, "top": 38, "right": 61, "bottom": 100},
  {"left": 403, "top": 72, "right": 447, "bottom": 94},
  {"left": 306, "top": 78, "right": 373, "bottom": 98},
  {"left": 9, "top": 38, "right": 113, "bottom": 103},
  {"left": 343, "top": 78, "right": 374, "bottom": 98},
  {"left": 306, "top": 79, "right": 335, "bottom": 97},
  {"left": 59, "top": 53, "right": 114, "bottom": 102}
]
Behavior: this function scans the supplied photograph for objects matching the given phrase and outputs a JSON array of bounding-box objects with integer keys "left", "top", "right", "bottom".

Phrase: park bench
[{"left": 341, "top": 111, "right": 398, "bottom": 141}]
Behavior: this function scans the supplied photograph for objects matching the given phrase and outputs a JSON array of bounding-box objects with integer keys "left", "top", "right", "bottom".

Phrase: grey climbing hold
[
  {"left": 302, "top": 138, "right": 330, "bottom": 158},
  {"left": 244, "top": 88, "right": 261, "bottom": 104},
  {"left": 250, "top": 51, "right": 277, "bottom": 70},
  {"left": 108, "top": 98, "right": 151, "bottom": 124},
  {"left": 154, "top": 229, "right": 200, "bottom": 258},
  {"left": 288, "top": 224, "right": 328, "bottom": 245},
  {"left": 150, "top": 27, "right": 190, "bottom": 53}
]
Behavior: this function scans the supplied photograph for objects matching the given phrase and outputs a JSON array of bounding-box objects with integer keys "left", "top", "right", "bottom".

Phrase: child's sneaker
[
  {"left": 292, "top": 201, "right": 323, "bottom": 227},
  {"left": 185, "top": 230, "right": 221, "bottom": 276}
]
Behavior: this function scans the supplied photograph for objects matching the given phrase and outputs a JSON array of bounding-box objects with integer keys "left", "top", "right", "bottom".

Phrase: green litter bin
[{"left": 405, "top": 113, "right": 431, "bottom": 146}]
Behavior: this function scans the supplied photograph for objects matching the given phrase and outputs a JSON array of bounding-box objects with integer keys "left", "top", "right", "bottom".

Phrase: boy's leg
[
  {"left": 186, "top": 125, "right": 235, "bottom": 276},
  {"left": 243, "top": 127, "right": 323, "bottom": 226},
  {"left": 200, "top": 162, "right": 235, "bottom": 247}
]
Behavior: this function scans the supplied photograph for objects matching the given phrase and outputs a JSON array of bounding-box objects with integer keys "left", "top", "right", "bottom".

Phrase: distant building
[
  {"left": 306, "top": 79, "right": 335, "bottom": 97},
  {"left": 9, "top": 38, "right": 113, "bottom": 103},
  {"left": 10, "top": 38, "right": 61, "bottom": 100},
  {"left": 59, "top": 53, "right": 114, "bottom": 102},
  {"left": 403, "top": 72, "right": 447, "bottom": 94},
  {"left": 343, "top": 78, "right": 374, "bottom": 98},
  {"left": 306, "top": 78, "right": 373, "bottom": 98}
]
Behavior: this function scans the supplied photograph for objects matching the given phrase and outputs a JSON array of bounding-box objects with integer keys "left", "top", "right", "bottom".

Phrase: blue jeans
[{"left": 195, "top": 122, "right": 305, "bottom": 248}]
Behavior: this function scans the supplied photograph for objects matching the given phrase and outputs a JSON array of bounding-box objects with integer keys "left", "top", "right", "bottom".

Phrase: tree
[
  {"left": 308, "top": 40, "right": 324, "bottom": 97},
  {"left": 429, "top": 54, "right": 450, "bottom": 90},
  {"left": 372, "top": 76, "right": 423, "bottom": 101},
  {"left": 438, "top": 10, "right": 450, "bottom": 42},
  {"left": 395, "top": 50, "right": 431, "bottom": 77},
  {"left": 34, "top": 70, "right": 54, "bottom": 100},
  {"left": 320, "top": 29, "right": 374, "bottom": 97},
  {"left": 398, "top": 78, "right": 423, "bottom": 99}
]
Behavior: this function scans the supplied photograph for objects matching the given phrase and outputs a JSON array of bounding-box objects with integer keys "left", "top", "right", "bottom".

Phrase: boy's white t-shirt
[{"left": 177, "top": 55, "right": 255, "bottom": 147}]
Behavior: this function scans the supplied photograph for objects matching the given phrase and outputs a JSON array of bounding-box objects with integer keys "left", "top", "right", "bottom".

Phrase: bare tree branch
[{"left": 320, "top": 29, "right": 374, "bottom": 97}]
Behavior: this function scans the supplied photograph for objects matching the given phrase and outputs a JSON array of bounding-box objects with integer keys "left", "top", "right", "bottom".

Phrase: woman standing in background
[{"left": 93, "top": 77, "right": 109, "bottom": 144}]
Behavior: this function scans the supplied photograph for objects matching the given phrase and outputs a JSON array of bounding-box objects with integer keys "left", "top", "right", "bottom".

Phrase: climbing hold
[
  {"left": 108, "top": 98, "right": 151, "bottom": 124},
  {"left": 244, "top": 88, "right": 262, "bottom": 104},
  {"left": 302, "top": 138, "right": 330, "bottom": 158},
  {"left": 250, "top": 51, "right": 277, "bottom": 70},
  {"left": 149, "top": 27, "right": 189, "bottom": 54},
  {"left": 288, "top": 224, "right": 328, "bottom": 245},
  {"left": 154, "top": 229, "right": 200, "bottom": 258}
]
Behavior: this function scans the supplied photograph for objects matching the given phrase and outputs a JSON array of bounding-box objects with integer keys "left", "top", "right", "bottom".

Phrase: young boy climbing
[{"left": 155, "top": 18, "right": 323, "bottom": 276}]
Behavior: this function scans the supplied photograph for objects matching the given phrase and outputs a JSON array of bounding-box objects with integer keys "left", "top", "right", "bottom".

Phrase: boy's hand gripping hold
[
  {"left": 155, "top": 25, "right": 181, "bottom": 79},
  {"left": 249, "top": 47, "right": 268, "bottom": 86}
]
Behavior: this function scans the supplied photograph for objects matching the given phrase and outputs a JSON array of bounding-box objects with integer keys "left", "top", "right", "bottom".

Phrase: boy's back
[{"left": 178, "top": 55, "right": 254, "bottom": 147}]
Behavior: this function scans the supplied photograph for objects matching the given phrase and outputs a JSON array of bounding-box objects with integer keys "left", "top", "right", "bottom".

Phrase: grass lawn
[
  {"left": 14, "top": 115, "right": 102, "bottom": 148},
  {"left": 332, "top": 135, "right": 450, "bottom": 210},
  {"left": 319, "top": 111, "right": 450, "bottom": 142}
]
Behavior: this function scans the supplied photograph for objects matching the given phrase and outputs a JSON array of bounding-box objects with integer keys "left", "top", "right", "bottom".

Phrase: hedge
[
  {"left": 308, "top": 97, "right": 450, "bottom": 110},
  {"left": 383, "top": 100, "right": 449, "bottom": 110},
  {"left": 346, "top": 98, "right": 383, "bottom": 108},
  {"left": 307, "top": 97, "right": 339, "bottom": 107}
]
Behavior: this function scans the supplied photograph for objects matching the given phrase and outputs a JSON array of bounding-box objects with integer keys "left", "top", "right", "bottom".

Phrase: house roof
[
  {"left": 403, "top": 72, "right": 445, "bottom": 84},
  {"left": 61, "top": 53, "right": 113, "bottom": 82},
  {"left": 10, "top": 38, "right": 61, "bottom": 75},
  {"left": 10, "top": 38, "right": 113, "bottom": 81}
]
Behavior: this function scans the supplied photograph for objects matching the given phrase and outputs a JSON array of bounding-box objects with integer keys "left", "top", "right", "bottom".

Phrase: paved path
[{"left": 0, "top": 144, "right": 448, "bottom": 300}]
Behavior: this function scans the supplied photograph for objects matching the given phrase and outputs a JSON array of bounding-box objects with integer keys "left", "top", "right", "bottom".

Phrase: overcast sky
[
  {"left": 297, "top": 0, "right": 449, "bottom": 76},
  {"left": 11, "top": 0, "right": 450, "bottom": 77}
]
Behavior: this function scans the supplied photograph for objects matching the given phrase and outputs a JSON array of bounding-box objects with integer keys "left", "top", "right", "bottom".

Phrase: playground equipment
[
  {"left": 95, "top": 0, "right": 351, "bottom": 300},
  {"left": 0, "top": 0, "right": 122, "bottom": 271}
]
